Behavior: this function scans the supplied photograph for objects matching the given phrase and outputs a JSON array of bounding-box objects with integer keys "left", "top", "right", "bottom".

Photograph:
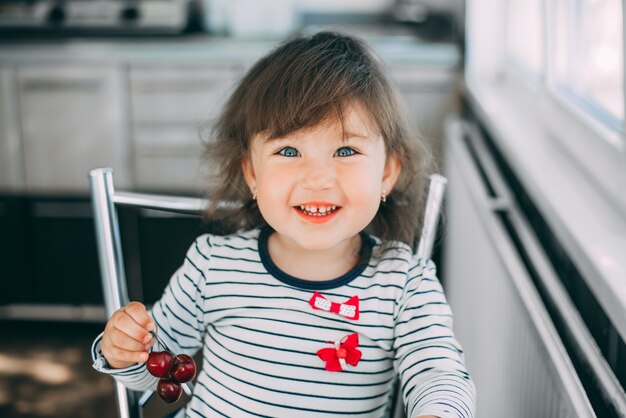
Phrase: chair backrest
[{"left": 88, "top": 167, "right": 447, "bottom": 418}]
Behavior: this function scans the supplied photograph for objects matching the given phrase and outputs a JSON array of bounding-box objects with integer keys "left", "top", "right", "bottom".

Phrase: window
[
  {"left": 503, "top": 0, "right": 624, "bottom": 132},
  {"left": 465, "top": 0, "right": 626, "bottom": 415},
  {"left": 468, "top": 0, "right": 626, "bottom": 209},
  {"left": 550, "top": 0, "right": 623, "bottom": 131},
  {"left": 506, "top": 0, "right": 545, "bottom": 78}
]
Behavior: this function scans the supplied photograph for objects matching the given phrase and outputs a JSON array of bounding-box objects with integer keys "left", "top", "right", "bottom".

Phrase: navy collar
[{"left": 258, "top": 226, "right": 374, "bottom": 290}]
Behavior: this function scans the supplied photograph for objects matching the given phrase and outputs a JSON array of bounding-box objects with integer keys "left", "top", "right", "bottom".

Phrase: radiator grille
[{"left": 442, "top": 118, "right": 595, "bottom": 418}]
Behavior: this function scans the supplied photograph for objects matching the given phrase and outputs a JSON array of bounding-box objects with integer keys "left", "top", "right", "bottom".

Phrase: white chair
[{"left": 89, "top": 167, "right": 447, "bottom": 418}]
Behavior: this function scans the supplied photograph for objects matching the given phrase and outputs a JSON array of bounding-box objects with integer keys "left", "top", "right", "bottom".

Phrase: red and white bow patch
[
  {"left": 317, "top": 332, "right": 362, "bottom": 372},
  {"left": 309, "top": 292, "right": 360, "bottom": 320}
]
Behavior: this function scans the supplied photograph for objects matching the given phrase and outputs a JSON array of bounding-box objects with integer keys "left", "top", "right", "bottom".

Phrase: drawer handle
[{"left": 22, "top": 79, "right": 103, "bottom": 92}]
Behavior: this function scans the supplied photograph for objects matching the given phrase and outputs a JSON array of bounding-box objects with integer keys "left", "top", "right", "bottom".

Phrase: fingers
[
  {"left": 114, "top": 309, "right": 153, "bottom": 345},
  {"left": 101, "top": 302, "right": 157, "bottom": 368},
  {"left": 123, "top": 301, "right": 156, "bottom": 333},
  {"left": 101, "top": 332, "right": 148, "bottom": 367},
  {"left": 109, "top": 326, "right": 149, "bottom": 352},
  {"left": 105, "top": 343, "right": 149, "bottom": 365}
]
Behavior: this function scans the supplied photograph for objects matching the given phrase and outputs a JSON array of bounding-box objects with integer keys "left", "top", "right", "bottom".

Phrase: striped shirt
[{"left": 92, "top": 227, "right": 476, "bottom": 418}]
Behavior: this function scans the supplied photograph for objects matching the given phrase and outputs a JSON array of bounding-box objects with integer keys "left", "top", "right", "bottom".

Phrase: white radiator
[{"left": 442, "top": 117, "right": 596, "bottom": 418}]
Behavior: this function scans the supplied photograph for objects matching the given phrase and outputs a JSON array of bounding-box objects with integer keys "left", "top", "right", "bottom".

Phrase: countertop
[{"left": 0, "top": 25, "right": 461, "bottom": 68}]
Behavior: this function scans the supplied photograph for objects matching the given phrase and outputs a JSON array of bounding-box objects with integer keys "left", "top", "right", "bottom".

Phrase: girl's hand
[{"left": 101, "top": 301, "right": 156, "bottom": 369}]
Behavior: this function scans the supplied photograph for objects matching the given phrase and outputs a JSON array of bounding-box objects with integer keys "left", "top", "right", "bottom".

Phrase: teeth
[{"left": 298, "top": 204, "right": 338, "bottom": 216}]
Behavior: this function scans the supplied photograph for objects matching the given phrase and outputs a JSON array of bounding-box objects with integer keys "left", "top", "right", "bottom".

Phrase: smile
[
  {"left": 294, "top": 202, "right": 341, "bottom": 223},
  {"left": 297, "top": 204, "right": 338, "bottom": 216}
]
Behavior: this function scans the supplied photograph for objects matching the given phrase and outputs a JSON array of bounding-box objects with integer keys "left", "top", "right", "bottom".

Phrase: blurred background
[{"left": 0, "top": 0, "right": 624, "bottom": 417}]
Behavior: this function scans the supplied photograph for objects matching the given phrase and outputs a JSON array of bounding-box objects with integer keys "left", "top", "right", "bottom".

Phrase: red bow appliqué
[
  {"left": 316, "top": 333, "right": 362, "bottom": 372},
  {"left": 309, "top": 292, "right": 360, "bottom": 320}
]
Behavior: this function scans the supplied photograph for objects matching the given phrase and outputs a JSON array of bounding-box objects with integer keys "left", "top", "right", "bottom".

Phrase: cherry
[
  {"left": 146, "top": 350, "right": 174, "bottom": 378},
  {"left": 144, "top": 332, "right": 197, "bottom": 403},
  {"left": 157, "top": 377, "right": 182, "bottom": 403},
  {"left": 171, "top": 354, "right": 196, "bottom": 383}
]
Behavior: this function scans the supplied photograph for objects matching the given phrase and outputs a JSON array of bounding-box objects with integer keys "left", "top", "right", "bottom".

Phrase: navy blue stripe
[
  {"left": 402, "top": 301, "right": 448, "bottom": 313},
  {"left": 400, "top": 356, "right": 466, "bottom": 384},
  {"left": 212, "top": 253, "right": 261, "bottom": 264},
  {"left": 189, "top": 404, "right": 227, "bottom": 418},
  {"left": 193, "top": 239, "right": 212, "bottom": 261},
  {"left": 413, "top": 386, "right": 473, "bottom": 417},
  {"left": 204, "top": 340, "right": 394, "bottom": 388},
  {"left": 202, "top": 280, "right": 399, "bottom": 304},
  {"left": 194, "top": 380, "right": 272, "bottom": 418},
  {"left": 403, "top": 372, "right": 473, "bottom": 408},
  {"left": 162, "top": 303, "right": 199, "bottom": 336},
  {"left": 205, "top": 352, "right": 388, "bottom": 401},
  {"left": 208, "top": 307, "right": 396, "bottom": 331},
  {"left": 394, "top": 334, "right": 451, "bottom": 352},
  {"left": 208, "top": 328, "right": 394, "bottom": 375},
  {"left": 230, "top": 325, "right": 390, "bottom": 362},
  {"left": 397, "top": 323, "right": 448, "bottom": 341},
  {"left": 430, "top": 400, "right": 466, "bottom": 417},
  {"left": 197, "top": 373, "right": 388, "bottom": 415},
  {"left": 219, "top": 243, "right": 258, "bottom": 252},
  {"left": 396, "top": 313, "right": 452, "bottom": 327},
  {"left": 210, "top": 267, "right": 267, "bottom": 275}
]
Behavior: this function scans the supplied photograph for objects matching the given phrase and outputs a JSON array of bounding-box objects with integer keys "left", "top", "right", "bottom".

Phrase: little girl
[{"left": 92, "top": 32, "right": 476, "bottom": 418}]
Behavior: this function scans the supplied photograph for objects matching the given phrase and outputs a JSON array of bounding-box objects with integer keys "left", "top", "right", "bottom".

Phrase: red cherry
[
  {"left": 171, "top": 354, "right": 196, "bottom": 383},
  {"left": 146, "top": 351, "right": 174, "bottom": 378},
  {"left": 157, "top": 377, "right": 182, "bottom": 403}
]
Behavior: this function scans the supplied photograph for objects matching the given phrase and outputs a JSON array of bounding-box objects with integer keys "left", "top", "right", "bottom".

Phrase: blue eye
[
  {"left": 278, "top": 147, "right": 299, "bottom": 157},
  {"left": 335, "top": 147, "right": 356, "bottom": 157}
]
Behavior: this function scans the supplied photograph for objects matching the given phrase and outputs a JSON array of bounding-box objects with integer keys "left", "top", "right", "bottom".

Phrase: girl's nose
[{"left": 301, "top": 159, "right": 337, "bottom": 190}]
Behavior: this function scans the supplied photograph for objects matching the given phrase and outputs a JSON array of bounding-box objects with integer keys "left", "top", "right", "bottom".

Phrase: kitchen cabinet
[
  {"left": 390, "top": 65, "right": 460, "bottom": 167},
  {"left": 130, "top": 64, "right": 240, "bottom": 192},
  {"left": 0, "top": 66, "right": 23, "bottom": 192},
  {"left": 0, "top": 197, "right": 102, "bottom": 307},
  {"left": 17, "top": 65, "right": 131, "bottom": 193},
  {"left": 27, "top": 198, "right": 102, "bottom": 305},
  {"left": 0, "top": 197, "right": 30, "bottom": 305},
  {"left": 0, "top": 37, "right": 460, "bottom": 318}
]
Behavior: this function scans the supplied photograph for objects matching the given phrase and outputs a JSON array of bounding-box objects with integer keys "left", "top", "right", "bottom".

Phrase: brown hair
[{"left": 201, "top": 31, "right": 435, "bottom": 249}]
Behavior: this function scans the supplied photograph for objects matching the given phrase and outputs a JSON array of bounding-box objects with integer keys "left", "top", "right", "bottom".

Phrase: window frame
[
  {"left": 468, "top": 0, "right": 626, "bottom": 217},
  {"left": 464, "top": 0, "right": 626, "bottom": 343}
]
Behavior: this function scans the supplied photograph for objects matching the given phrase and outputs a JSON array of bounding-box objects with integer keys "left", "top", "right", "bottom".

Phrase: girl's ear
[
  {"left": 241, "top": 155, "right": 256, "bottom": 193},
  {"left": 382, "top": 153, "right": 401, "bottom": 193}
]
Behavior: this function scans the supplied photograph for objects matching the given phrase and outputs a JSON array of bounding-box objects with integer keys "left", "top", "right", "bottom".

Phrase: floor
[{"left": 0, "top": 320, "right": 182, "bottom": 418}]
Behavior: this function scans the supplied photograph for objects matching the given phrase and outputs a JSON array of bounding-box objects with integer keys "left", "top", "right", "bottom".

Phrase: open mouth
[{"left": 295, "top": 204, "right": 341, "bottom": 217}]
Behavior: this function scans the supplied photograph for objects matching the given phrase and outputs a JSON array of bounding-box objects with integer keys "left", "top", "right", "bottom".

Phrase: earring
[
  {"left": 381, "top": 190, "right": 387, "bottom": 203},
  {"left": 252, "top": 187, "right": 257, "bottom": 201}
]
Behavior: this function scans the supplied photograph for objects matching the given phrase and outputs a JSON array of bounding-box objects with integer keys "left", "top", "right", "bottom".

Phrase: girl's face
[{"left": 242, "top": 102, "right": 401, "bottom": 253}]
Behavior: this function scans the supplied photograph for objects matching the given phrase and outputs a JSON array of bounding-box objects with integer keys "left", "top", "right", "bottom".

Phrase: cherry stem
[
  {"left": 148, "top": 330, "right": 194, "bottom": 396},
  {"left": 150, "top": 331, "right": 171, "bottom": 353}
]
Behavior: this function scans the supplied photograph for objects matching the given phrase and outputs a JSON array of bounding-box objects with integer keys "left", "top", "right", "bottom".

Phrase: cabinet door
[
  {"left": 17, "top": 65, "right": 130, "bottom": 193},
  {"left": 0, "top": 66, "right": 24, "bottom": 192},
  {"left": 0, "top": 197, "right": 31, "bottom": 305},
  {"left": 130, "top": 65, "right": 237, "bottom": 192},
  {"left": 391, "top": 66, "right": 460, "bottom": 166},
  {"left": 130, "top": 65, "right": 235, "bottom": 125},
  {"left": 28, "top": 198, "right": 102, "bottom": 305}
]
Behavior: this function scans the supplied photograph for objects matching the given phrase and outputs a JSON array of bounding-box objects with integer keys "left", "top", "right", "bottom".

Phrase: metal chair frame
[{"left": 89, "top": 167, "right": 447, "bottom": 418}]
